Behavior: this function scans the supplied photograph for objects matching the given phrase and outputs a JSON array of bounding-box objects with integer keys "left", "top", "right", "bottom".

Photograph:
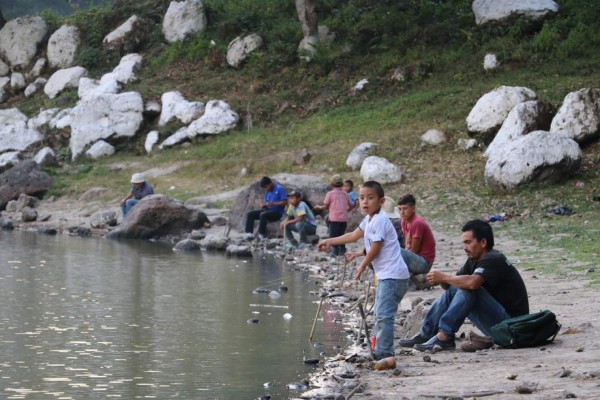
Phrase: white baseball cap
[{"left": 130, "top": 173, "right": 145, "bottom": 183}]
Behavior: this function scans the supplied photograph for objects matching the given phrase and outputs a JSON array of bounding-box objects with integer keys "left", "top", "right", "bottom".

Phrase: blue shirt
[
  {"left": 131, "top": 181, "right": 154, "bottom": 199},
  {"left": 264, "top": 183, "right": 288, "bottom": 216},
  {"left": 348, "top": 191, "right": 359, "bottom": 207}
]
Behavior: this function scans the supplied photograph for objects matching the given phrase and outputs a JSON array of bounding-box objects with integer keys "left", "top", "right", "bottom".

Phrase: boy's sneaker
[
  {"left": 245, "top": 233, "right": 254, "bottom": 241},
  {"left": 414, "top": 335, "right": 455, "bottom": 352}
]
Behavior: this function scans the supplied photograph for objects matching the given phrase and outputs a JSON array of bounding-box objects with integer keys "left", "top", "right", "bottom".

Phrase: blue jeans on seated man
[
  {"left": 285, "top": 221, "right": 316, "bottom": 244},
  {"left": 122, "top": 198, "right": 139, "bottom": 217},
  {"left": 401, "top": 248, "right": 432, "bottom": 275},
  {"left": 374, "top": 278, "right": 409, "bottom": 357},
  {"left": 420, "top": 285, "right": 511, "bottom": 338}
]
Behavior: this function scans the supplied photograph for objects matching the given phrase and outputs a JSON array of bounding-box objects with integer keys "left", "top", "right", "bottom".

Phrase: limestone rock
[
  {"left": 21, "top": 206, "right": 38, "bottom": 222},
  {"left": 0, "top": 108, "right": 43, "bottom": 153},
  {"left": 106, "top": 195, "right": 210, "bottom": 239},
  {"left": 47, "top": 25, "right": 80, "bottom": 69},
  {"left": 158, "top": 127, "right": 188, "bottom": 150},
  {"left": 78, "top": 74, "right": 121, "bottom": 100},
  {"left": 28, "top": 58, "right": 47, "bottom": 80},
  {"left": 0, "top": 76, "right": 9, "bottom": 102},
  {"left": 112, "top": 53, "right": 143, "bottom": 84},
  {"left": 28, "top": 108, "right": 61, "bottom": 130},
  {"left": 0, "top": 59, "right": 9, "bottom": 76},
  {"left": 0, "top": 160, "right": 52, "bottom": 210},
  {"left": 473, "top": 0, "right": 559, "bottom": 26},
  {"left": 421, "top": 129, "right": 446, "bottom": 146},
  {"left": 48, "top": 108, "right": 72, "bottom": 129},
  {"left": 145, "top": 130, "right": 159, "bottom": 153},
  {"left": 549, "top": 88, "right": 600, "bottom": 143},
  {"left": 69, "top": 91, "right": 144, "bottom": 160},
  {"left": 226, "top": 244, "right": 253, "bottom": 257},
  {"left": 457, "top": 138, "right": 478, "bottom": 151},
  {"left": 163, "top": 0, "right": 207, "bottom": 43},
  {"left": 360, "top": 156, "right": 402, "bottom": 184},
  {"left": 85, "top": 140, "right": 115, "bottom": 159},
  {"left": 0, "top": 151, "right": 21, "bottom": 172},
  {"left": 0, "top": 16, "right": 48, "bottom": 68},
  {"left": 103, "top": 15, "right": 149, "bottom": 53},
  {"left": 187, "top": 100, "right": 239, "bottom": 136},
  {"left": 44, "top": 66, "right": 87, "bottom": 99},
  {"left": 483, "top": 53, "right": 499, "bottom": 71},
  {"left": 33, "top": 147, "right": 58, "bottom": 167},
  {"left": 466, "top": 85, "right": 537, "bottom": 141},
  {"left": 202, "top": 234, "right": 229, "bottom": 251},
  {"left": 144, "top": 100, "right": 161, "bottom": 118},
  {"left": 346, "top": 142, "right": 377, "bottom": 170},
  {"left": 485, "top": 131, "right": 582, "bottom": 191},
  {"left": 227, "top": 34, "right": 263, "bottom": 68},
  {"left": 24, "top": 76, "right": 47, "bottom": 97},
  {"left": 173, "top": 238, "right": 201, "bottom": 251},
  {"left": 486, "top": 100, "right": 555, "bottom": 158},
  {"left": 10, "top": 72, "right": 26, "bottom": 91},
  {"left": 159, "top": 91, "right": 204, "bottom": 126}
]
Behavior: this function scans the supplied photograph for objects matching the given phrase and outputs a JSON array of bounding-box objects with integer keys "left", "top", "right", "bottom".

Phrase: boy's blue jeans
[
  {"left": 374, "top": 278, "right": 409, "bottom": 357},
  {"left": 285, "top": 221, "right": 316, "bottom": 243},
  {"left": 122, "top": 198, "right": 139, "bottom": 217},
  {"left": 420, "top": 285, "right": 511, "bottom": 337}
]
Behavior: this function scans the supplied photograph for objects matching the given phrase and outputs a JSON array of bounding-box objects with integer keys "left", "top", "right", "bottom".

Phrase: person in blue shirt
[
  {"left": 343, "top": 179, "right": 359, "bottom": 212},
  {"left": 120, "top": 173, "right": 154, "bottom": 217},
  {"left": 245, "top": 176, "right": 288, "bottom": 241}
]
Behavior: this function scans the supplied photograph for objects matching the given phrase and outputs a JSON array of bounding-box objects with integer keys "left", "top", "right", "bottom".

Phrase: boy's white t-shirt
[{"left": 359, "top": 212, "right": 410, "bottom": 280}]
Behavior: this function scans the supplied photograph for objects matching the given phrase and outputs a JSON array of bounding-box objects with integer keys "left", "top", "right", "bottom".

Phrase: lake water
[{"left": 0, "top": 230, "right": 347, "bottom": 399}]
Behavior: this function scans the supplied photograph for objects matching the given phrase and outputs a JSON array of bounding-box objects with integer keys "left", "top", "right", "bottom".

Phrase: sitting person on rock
[
  {"left": 400, "top": 220, "right": 529, "bottom": 352},
  {"left": 120, "top": 173, "right": 154, "bottom": 217},
  {"left": 397, "top": 194, "right": 436, "bottom": 276},
  {"left": 244, "top": 176, "right": 288, "bottom": 241},
  {"left": 280, "top": 191, "right": 317, "bottom": 249}
]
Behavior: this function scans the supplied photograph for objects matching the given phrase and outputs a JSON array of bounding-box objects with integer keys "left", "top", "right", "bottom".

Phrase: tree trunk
[{"left": 295, "top": 0, "right": 318, "bottom": 38}]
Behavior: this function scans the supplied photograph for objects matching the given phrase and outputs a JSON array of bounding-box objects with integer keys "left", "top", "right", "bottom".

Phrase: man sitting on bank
[
  {"left": 400, "top": 219, "right": 529, "bottom": 352},
  {"left": 245, "top": 176, "right": 288, "bottom": 241},
  {"left": 397, "top": 194, "right": 435, "bottom": 276},
  {"left": 120, "top": 173, "right": 154, "bottom": 217}
]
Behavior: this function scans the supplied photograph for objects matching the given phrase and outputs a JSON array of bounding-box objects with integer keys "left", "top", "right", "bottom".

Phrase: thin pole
[
  {"left": 358, "top": 303, "right": 375, "bottom": 360},
  {"left": 309, "top": 296, "right": 324, "bottom": 341}
]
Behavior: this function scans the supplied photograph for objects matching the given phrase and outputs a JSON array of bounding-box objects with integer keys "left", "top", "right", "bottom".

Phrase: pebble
[
  {"left": 506, "top": 373, "right": 518, "bottom": 380},
  {"left": 558, "top": 368, "right": 572, "bottom": 378}
]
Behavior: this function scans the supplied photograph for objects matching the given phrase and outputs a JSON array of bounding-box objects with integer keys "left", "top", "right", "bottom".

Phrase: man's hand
[{"left": 426, "top": 269, "right": 449, "bottom": 285}]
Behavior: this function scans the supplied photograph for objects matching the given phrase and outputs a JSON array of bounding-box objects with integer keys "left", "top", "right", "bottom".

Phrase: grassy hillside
[{"left": 8, "top": 0, "right": 600, "bottom": 282}]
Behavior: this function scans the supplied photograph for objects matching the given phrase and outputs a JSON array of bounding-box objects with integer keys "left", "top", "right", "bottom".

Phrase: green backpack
[{"left": 490, "top": 310, "right": 561, "bottom": 348}]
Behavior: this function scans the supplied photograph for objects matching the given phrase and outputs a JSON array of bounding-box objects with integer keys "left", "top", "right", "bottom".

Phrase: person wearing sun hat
[{"left": 120, "top": 173, "right": 154, "bottom": 217}]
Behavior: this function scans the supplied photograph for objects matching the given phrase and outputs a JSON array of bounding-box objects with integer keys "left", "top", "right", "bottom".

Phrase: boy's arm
[
  {"left": 355, "top": 241, "right": 382, "bottom": 280},
  {"left": 317, "top": 228, "right": 363, "bottom": 251}
]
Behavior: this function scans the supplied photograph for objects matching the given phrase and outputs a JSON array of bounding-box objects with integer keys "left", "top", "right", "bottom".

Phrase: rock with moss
[
  {"left": 44, "top": 66, "right": 88, "bottom": 99},
  {"left": 162, "top": 0, "right": 207, "bottom": 43},
  {"left": 103, "top": 15, "right": 149, "bottom": 53},
  {"left": 549, "top": 88, "right": 600, "bottom": 144},
  {"left": 472, "top": 0, "right": 559, "bottom": 26},
  {"left": 0, "top": 16, "right": 48, "bottom": 68},
  {"left": 187, "top": 100, "right": 239, "bottom": 136},
  {"left": 227, "top": 34, "right": 263, "bottom": 68},
  {"left": 48, "top": 25, "right": 80, "bottom": 69}
]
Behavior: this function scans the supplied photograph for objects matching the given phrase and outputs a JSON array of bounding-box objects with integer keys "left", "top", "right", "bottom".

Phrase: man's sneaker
[
  {"left": 414, "top": 335, "right": 456, "bottom": 352},
  {"left": 245, "top": 233, "right": 255, "bottom": 241},
  {"left": 399, "top": 333, "right": 430, "bottom": 348},
  {"left": 371, "top": 351, "right": 394, "bottom": 361},
  {"left": 461, "top": 331, "right": 493, "bottom": 352}
]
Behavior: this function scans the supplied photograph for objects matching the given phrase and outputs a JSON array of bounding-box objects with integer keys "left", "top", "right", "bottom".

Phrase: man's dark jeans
[
  {"left": 245, "top": 209, "right": 282, "bottom": 236},
  {"left": 329, "top": 221, "right": 347, "bottom": 256}
]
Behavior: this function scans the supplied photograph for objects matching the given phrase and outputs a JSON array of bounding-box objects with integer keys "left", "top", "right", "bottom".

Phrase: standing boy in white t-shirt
[{"left": 318, "top": 181, "right": 410, "bottom": 360}]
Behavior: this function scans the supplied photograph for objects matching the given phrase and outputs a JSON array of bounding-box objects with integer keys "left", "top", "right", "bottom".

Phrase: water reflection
[{"left": 0, "top": 230, "right": 346, "bottom": 399}]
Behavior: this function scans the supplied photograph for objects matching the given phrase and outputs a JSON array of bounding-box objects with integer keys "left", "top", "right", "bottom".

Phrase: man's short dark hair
[
  {"left": 259, "top": 176, "right": 272, "bottom": 187},
  {"left": 397, "top": 194, "right": 416, "bottom": 206},
  {"left": 344, "top": 179, "right": 354, "bottom": 189},
  {"left": 361, "top": 181, "right": 384, "bottom": 198},
  {"left": 462, "top": 219, "right": 495, "bottom": 250}
]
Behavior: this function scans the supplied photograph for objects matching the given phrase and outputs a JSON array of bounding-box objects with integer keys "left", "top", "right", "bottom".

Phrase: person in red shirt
[{"left": 398, "top": 194, "right": 436, "bottom": 275}]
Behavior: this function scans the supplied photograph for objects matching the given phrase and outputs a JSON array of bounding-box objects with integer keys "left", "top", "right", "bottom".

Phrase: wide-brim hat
[
  {"left": 381, "top": 196, "right": 400, "bottom": 219},
  {"left": 130, "top": 173, "right": 145, "bottom": 183},
  {"left": 330, "top": 174, "right": 343, "bottom": 185}
]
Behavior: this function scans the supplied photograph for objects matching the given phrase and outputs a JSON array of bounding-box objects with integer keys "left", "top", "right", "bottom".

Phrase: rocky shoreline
[{"left": 2, "top": 194, "right": 599, "bottom": 400}]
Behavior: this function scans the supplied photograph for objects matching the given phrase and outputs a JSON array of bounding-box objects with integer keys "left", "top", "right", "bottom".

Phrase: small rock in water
[
  {"left": 247, "top": 319, "right": 260, "bottom": 324},
  {"left": 283, "top": 313, "right": 292, "bottom": 320},
  {"left": 268, "top": 290, "right": 281, "bottom": 299},
  {"left": 263, "top": 382, "right": 272, "bottom": 389},
  {"left": 286, "top": 379, "right": 310, "bottom": 390}
]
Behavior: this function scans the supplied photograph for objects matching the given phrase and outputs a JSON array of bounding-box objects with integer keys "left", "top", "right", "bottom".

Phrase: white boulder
[
  {"left": 0, "top": 76, "right": 9, "bottom": 102},
  {"left": 159, "top": 91, "right": 204, "bottom": 126},
  {"left": 0, "top": 59, "right": 9, "bottom": 76},
  {"left": 549, "top": 88, "right": 600, "bottom": 143},
  {"left": 78, "top": 74, "right": 121, "bottom": 100},
  {"left": 69, "top": 92, "right": 144, "bottom": 160},
  {"left": 0, "top": 151, "right": 21, "bottom": 170},
  {"left": 28, "top": 108, "right": 61, "bottom": 130},
  {"left": 458, "top": 138, "right": 478, "bottom": 150},
  {"left": 163, "top": 0, "right": 207, "bottom": 43},
  {"left": 10, "top": 72, "right": 26, "bottom": 91},
  {"left": 34, "top": 147, "right": 58, "bottom": 166},
  {"left": 85, "top": 140, "right": 116, "bottom": 159},
  {"left": 187, "top": 100, "right": 239, "bottom": 136},
  {"left": 103, "top": 15, "right": 147, "bottom": 52},
  {"left": 28, "top": 58, "right": 47, "bottom": 80},
  {"left": 227, "top": 34, "right": 263, "bottom": 68},
  {"left": 346, "top": 142, "right": 377, "bottom": 170},
  {"left": 145, "top": 130, "right": 160, "bottom": 153},
  {"left": 0, "top": 16, "right": 48, "bottom": 68},
  {"left": 0, "top": 108, "right": 43, "bottom": 153},
  {"left": 421, "top": 129, "right": 446, "bottom": 146},
  {"left": 49, "top": 108, "right": 73, "bottom": 130},
  {"left": 485, "top": 131, "right": 581, "bottom": 190},
  {"left": 47, "top": 25, "right": 80, "bottom": 69},
  {"left": 360, "top": 156, "right": 402, "bottom": 184},
  {"left": 473, "top": 0, "right": 559, "bottom": 26},
  {"left": 483, "top": 53, "right": 499, "bottom": 71},
  {"left": 44, "top": 66, "right": 87, "bottom": 99},
  {"left": 159, "top": 127, "right": 188, "bottom": 149},
  {"left": 112, "top": 53, "right": 143, "bottom": 84},
  {"left": 466, "top": 85, "right": 537, "bottom": 138},
  {"left": 485, "top": 100, "right": 555, "bottom": 157}
]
